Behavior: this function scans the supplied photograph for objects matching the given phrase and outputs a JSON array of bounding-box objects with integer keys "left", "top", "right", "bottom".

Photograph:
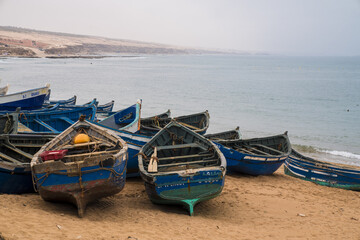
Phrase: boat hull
[
  {"left": 142, "top": 169, "right": 225, "bottom": 216},
  {"left": 0, "top": 85, "right": 49, "bottom": 111},
  {"left": 0, "top": 162, "right": 33, "bottom": 193},
  {"left": 284, "top": 152, "right": 360, "bottom": 191},
  {"left": 33, "top": 158, "right": 127, "bottom": 217},
  {"left": 214, "top": 142, "right": 287, "bottom": 175}
]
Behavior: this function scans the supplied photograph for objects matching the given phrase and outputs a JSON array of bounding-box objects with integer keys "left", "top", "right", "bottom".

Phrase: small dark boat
[
  {"left": 44, "top": 95, "right": 77, "bottom": 106},
  {"left": 214, "top": 132, "right": 291, "bottom": 175},
  {"left": 284, "top": 149, "right": 360, "bottom": 191},
  {"left": 0, "top": 133, "right": 55, "bottom": 193},
  {"left": 98, "top": 100, "right": 141, "bottom": 133},
  {"left": 138, "top": 121, "right": 226, "bottom": 216},
  {"left": 141, "top": 109, "right": 171, "bottom": 121},
  {"left": 204, "top": 127, "right": 241, "bottom": 141},
  {"left": 31, "top": 118, "right": 128, "bottom": 217},
  {"left": 140, "top": 110, "right": 210, "bottom": 136},
  {"left": 96, "top": 100, "right": 115, "bottom": 113}
]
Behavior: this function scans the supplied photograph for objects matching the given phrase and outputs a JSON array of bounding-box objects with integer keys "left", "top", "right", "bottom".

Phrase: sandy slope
[
  {"left": 0, "top": 166, "right": 359, "bottom": 240},
  {"left": 0, "top": 27, "right": 211, "bottom": 57}
]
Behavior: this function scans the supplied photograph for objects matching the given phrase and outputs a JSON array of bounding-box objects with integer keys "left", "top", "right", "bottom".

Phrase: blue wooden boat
[
  {"left": 214, "top": 132, "right": 291, "bottom": 175},
  {"left": 284, "top": 149, "right": 360, "bottom": 191},
  {"left": 0, "top": 133, "right": 55, "bottom": 194},
  {"left": 96, "top": 100, "right": 115, "bottom": 113},
  {"left": 31, "top": 118, "right": 128, "bottom": 217},
  {"left": 17, "top": 103, "right": 96, "bottom": 133},
  {"left": 44, "top": 95, "right": 77, "bottom": 106},
  {"left": 139, "top": 110, "right": 210, "bottom": 136},
  {"left": 0, "top": 84, "right": 50, "bottom": 111},
  {"left": 138, "top": 121, "right": 226, "bottom": 216},
  {"left": 204, "top": 127, "right": 241, "bottom": 141},
  {"left": 98, "top": 100, "right": 141, "bottom": 133}
]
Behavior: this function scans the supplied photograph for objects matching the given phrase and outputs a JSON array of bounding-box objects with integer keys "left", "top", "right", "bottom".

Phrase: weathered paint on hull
[
  {"left": 143, "top": 170, "right": 225, "bottom": 216},
  {"left": 39, "top": 177, "right": 125, "bottom": 217},
  {"left": 34, "top": 160, "right": 127, "bottom": 217},
  {"left": 284, "top": 162, "right": 360, "bottom": 191}
]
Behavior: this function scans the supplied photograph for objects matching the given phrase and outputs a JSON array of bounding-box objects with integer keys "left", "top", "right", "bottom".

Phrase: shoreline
[{"left": 0, "top": 167, "right": 359, "bottom": 240}]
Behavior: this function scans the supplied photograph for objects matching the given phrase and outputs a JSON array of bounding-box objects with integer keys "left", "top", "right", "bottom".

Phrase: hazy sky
[{"left": 0, "top": 0, "right": 359, "bottom": 56}]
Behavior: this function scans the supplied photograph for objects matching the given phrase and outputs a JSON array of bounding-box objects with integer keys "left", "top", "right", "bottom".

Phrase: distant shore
[{"left": 0, "top": 26, "right": 238, "bottom": 58}]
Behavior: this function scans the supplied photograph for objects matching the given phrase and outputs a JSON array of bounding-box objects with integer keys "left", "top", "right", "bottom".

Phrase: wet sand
[{"left": 0, "top": 166, "right": 359, "bottom": 240}]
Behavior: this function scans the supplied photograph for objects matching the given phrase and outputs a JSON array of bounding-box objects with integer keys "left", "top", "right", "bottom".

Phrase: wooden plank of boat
[
  {"left": 253, "top": 144, "right": 284, "bottom": 155},
  {"left": 0, "top": 151, "right": 23, "bottom": 164},
  {"left": 155, "top": 143, "right": 207, "bottom": 151},
  {"left": 151, "top": 153, "right": 214, "bottom": 162},
  {"left": 158, "top": 158, "right": 218, "bottom": 168},
  {"left": 2, "top": 143, "right": 33, "bottom": 160},
  {"left": 178, "top": 121, "right": 201, "bottom": 131}
]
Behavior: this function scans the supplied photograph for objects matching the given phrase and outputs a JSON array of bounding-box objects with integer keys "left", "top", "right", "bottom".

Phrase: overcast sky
[{"left": 0, "top": 0, "right": 359, "bottom": 56}]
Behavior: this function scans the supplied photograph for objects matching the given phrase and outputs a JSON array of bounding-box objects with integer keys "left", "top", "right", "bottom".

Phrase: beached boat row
[{"left": 0, "top": 85, "right": 359, "bottom": 217}]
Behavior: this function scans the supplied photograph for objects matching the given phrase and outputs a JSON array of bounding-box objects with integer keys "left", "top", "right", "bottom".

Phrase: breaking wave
[{"left": 320, "top": 150, "right": 360, "bottom": 160}]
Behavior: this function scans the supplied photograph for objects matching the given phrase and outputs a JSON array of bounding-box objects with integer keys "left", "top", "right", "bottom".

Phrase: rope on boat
[{"left": 33, "top": 164, "right": 127, "bottom": 189}]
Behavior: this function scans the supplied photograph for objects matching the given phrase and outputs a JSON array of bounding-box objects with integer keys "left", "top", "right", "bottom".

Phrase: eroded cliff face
[{"left": 0, "top": 26, "right": 218, "bottom": 58}]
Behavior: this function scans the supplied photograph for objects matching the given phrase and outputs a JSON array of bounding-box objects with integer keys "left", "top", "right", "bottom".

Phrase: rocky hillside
[{"left": 0, "top": 26, "right": 221, "bottom": 58}]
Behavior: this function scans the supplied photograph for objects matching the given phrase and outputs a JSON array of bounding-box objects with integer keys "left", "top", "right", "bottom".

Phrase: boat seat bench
[
  {"left": 157, "top": 158, "right": 219, "bottom": 168},
  {"left": 155, "top": 143, "right": 208, "bottom": 152},
  {"left": 253, "top": 144, "right": 284, "bottom": 154}
]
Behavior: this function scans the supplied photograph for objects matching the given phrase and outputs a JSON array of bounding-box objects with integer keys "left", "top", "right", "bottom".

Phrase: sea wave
[
  {"left": 320, "top": 150, "right": 360, "bottom": 160},
  {"left": 292, "top": 144, "right": 360, "bottom": 160}
]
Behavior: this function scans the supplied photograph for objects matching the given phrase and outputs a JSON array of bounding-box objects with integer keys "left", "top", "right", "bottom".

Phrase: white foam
[{"left": 321, "top": 150, "right": 360, "bottom": 160}]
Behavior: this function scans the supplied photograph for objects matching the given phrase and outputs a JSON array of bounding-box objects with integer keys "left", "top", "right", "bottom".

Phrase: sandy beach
[{"left": 0, "top": 166, "right": 359, "bottom": 240}]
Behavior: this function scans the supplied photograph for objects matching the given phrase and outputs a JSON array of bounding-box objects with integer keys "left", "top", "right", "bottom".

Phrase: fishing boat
[
  {"left": 0, "top": 84, "right": 50, "bottom": 111},
  {"left": 204, "top": 127, "right": 241, "bottom": 141},
  {"left": 31, "top": 118, "right": 128, "bottom": 217},
  {"left": 0, "top": 84, "right": 9, "bottom": 96},
  {"left": 98, "top": 100, "right": 141, "bottom": 133},
  {"left": 17, "top": 103, "right": 96, "bottom": 133},
  {"left": 284, "top": 149, "right": 360, "bottom": 191},
  {"left": 140, "top": 110, "right": 210, "bottom": 136},
  {"left": 141, "top": 109, "right": 171, "bottom": 121},
  {"left": 214, "top": 132, "right": 291, "bottom": 175},
  {"left": 0, "top": 133, "right": 55, "bottom": 193},
  {"left": 96, "top": 100, "right": 115, "bottom": 113},
  {"left": 138, "top": 121, "right": 226, "bottom": 216},
  {"left": 44, "top": 95, "right": 77, "bottom": 106}
]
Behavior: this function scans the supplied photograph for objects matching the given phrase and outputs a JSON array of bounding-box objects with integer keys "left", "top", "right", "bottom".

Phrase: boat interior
[
  {"left": 221, "top": 135, "right": 290, "bottom": 157},
  {"left": 142, "top": 124, "right": 221, "bottom": 173},
  {"left": 0, "top": 135, "right": 53, "bottom": 164}
]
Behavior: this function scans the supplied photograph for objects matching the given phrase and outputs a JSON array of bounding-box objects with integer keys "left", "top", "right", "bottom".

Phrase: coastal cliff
[{"left": 0, "top": 26, "right": 221, "bottom": 58}]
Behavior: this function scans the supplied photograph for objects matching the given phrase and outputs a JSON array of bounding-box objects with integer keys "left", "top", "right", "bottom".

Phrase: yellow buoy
[{"left": 74, "top": 133, "right": 90, "bottom": 144}]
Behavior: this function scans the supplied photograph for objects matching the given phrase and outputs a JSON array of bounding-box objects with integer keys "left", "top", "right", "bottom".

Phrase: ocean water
[{"left": 0, "top": 55, "right": 359, "bottom": 165}]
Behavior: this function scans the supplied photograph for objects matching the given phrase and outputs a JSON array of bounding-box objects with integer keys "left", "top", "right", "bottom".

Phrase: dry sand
[{"left": 0, "top": 166, "right": 359, "bottom": 240}]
